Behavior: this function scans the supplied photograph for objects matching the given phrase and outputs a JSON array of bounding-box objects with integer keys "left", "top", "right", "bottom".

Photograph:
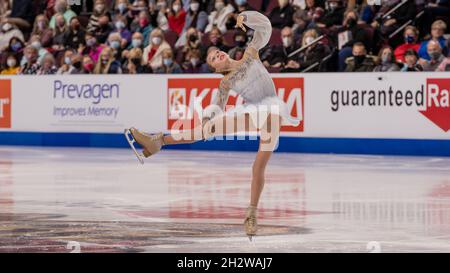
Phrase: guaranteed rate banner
[{"left": 0, "top": 73, "right": 449, "bottom": 140}]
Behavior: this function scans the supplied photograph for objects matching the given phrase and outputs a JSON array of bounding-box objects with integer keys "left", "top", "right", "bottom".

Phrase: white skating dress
[{"left": 213, "top": 11, "right": 302, "bottom": 129}]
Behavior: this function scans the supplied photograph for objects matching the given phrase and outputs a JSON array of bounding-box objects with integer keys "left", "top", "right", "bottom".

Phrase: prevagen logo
[
  {"left": 53, "top": 80, "right": 120, "bottom": 104},
  {"left": 419, "top": 79, "right": 450, "bottom": 132},
  {"left": 0, "top": 79, "right": 11, "bottom": 128},
  {"left": 167, "top": 78, "right": 304, "bottom": 132}
]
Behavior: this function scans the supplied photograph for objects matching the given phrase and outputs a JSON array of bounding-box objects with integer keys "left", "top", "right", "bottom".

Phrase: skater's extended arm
[{"left": 236, "top": 11, "right": 272, "bottom": 51}]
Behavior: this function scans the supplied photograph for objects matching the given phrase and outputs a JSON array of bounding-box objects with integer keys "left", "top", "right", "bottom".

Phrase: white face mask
[
  {"left": 31, "top": 41, "right": 42, "bottom": 49},
  {"left": 152, "top": 36, "right": 162, "bottom": 45},
  {"left": 305, "top": 37, "right": 315, "bottom": 45},
  {"left": 172, "top": 4, "right": 181, "bottom": 12},
  {"left": 7, "top": 58, "right": 16, "bottom": 67},
  {"left": 282, "top": 37, "right": 292, "bottom": 47},
  {"left": 190, "top": 3, "right": 200, "bottom": 11},
  {"left": 95, "top": 4, "right": 105, "bottom": 13}
]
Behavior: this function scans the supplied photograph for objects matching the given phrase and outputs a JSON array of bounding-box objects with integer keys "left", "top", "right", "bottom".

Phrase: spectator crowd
[{"left": 0, "top": 0, "right": 449, "bottom": 75}]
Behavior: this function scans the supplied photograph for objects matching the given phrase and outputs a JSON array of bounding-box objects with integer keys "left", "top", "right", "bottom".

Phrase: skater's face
[{"left": 207, "top": 49, "right": 230, "bottom": 73}]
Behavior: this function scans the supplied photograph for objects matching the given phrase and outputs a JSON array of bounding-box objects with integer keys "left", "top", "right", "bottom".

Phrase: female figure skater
[{"left": 125, "top": 11, "right": 300, "bottom": 239}]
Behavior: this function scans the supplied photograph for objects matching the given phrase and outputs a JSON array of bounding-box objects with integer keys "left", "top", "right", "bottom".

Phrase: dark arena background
[{"left": 0, "top": 0, "right": 449, "bottom": 259}]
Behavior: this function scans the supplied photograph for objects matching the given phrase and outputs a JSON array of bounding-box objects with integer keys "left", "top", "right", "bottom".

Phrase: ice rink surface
[{"left": 0, "top": 146, "right": 449, "bottom": 253}]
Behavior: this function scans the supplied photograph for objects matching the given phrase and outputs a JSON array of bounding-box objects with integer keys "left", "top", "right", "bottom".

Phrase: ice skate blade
[
  {"left": 248, "top": 235, "right": 255, "bottom": 242},
  {"left": 124, "top": 129, "right": 145, "bottom": 165}
]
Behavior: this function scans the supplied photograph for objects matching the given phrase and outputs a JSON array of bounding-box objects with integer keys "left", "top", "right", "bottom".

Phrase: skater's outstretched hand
[{"left": 235, "top": 14, "right": 246, "bottom": 32}]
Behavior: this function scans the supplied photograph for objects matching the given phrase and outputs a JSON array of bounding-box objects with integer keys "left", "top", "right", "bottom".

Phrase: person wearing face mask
[
  {"left": 182, "top": 48, "right": 203, "bottom": 73},
  {"left": 22, "top": 35, "right": 49, "bottom": 67},
  {"left": 205, "top": 0, "right": 235, "bottom": 33},
  {"left": 1, "top": 54, "right": 20, "bottom": 75},
  {"left": 373, "top": 46, "right": 400, "bottom": 72},
  {"left": 167, "top": 0, "right": 187, "bottom": 35},
  {"left": 57, "top": 49, "right": 75, "bottom": 74},
  {"left": 87, "top": 0, "right": 110, "bottom": 34},
  {"left": 178, "top": 0, "right": 208, "bottom": 43},
  {"left": 316, "top": 0, "right": 345, "bottom": 28},
  {"left": 19, "top": 46, "right": 41, "bottom": 75},
  {"left": 1, "top": 37, "right": 25, "bottom": 67},
  {"left": 143, "top": 28, "right": 171, "bottom": 70},
  {"left": 345, "top": 42, "right": 376, "bottom": 72},
  {"left": 418, "top": 20, "right": 448, "bottom": 61},
  {"left": 228, "top": 30, "right": 248, "bottom": 60},
  {"left": 31, "top": 15, "right": 53, "bottom": 48},
  {"left": 37, "top": 53, "right": 58, "bottom": 75},
  {"left": 93, "top": 15, "right": 114, "bottom": 44},
  {"left": 175, "top": 27, "right": 201, "bottom": 63},
  {"left": 200, "top": 27, "right": 230, "bottom": 58},
  {"left": 115, "top": 0, "right": 129, "bottom": 16},
  {"left": 113, "top": 15, "right": 132, "bottom": 47},
  {"left": 148, "top": 0, "right": 170, "bottom": 32},
  {"left": 400, "top": 49, "right": 423, "bottom": 72},
  {"left": 82, "top": 55, "right": 95, "bottom": 74},
  {"left": 52, "top": 14, "right": 68, "bottom": 52},
  {"left": 94, "top": 47, "right": 123, "bottom": 74},
  {"left": 135, "top": 11, "right": 154, "bottom": 48},
  {"left": 0, "top": 21, "right": 25, "bottom": 50},
  {"left": 394, "top": 26, "right": 420, "bottom": 63},
  {"left": 268, "top": 0, "right": 295, "bottom": 29},
  {"left": 63, "top": 17, "right": 86, "bottom": 50},
  {"left": 69, "top": 54, "right": 85, "bottom": 74},
  {"left": 125, "top": 47, "right": 152, "bottom": 74},
  {"left": 107, "top": 32, "right": 124, "bottom": 60},
  {"left": 420, "top": 40, "right": 445, "bottom": 72},
  {"left": 287, "top": 28, "right": 330, "bottom": 72},
  {"left": 49, "top": 0, "right": 77, "bottom": 30},
  {"left": 154, "top": 48, "right": 183, "bottom": 73},
  {"left": 80, "top": 32, "right": 105, "bottom": 62}
]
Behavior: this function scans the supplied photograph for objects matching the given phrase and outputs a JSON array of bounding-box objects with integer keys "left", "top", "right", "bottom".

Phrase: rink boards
[{"left": 0, "top": 73, "right": 449, "bottom": 156}]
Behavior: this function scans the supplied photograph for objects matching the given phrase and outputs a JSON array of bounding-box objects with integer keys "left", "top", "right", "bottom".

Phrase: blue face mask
[
  {"left": 110, "top": 41, "right": 120, "bottom": 49},
  {"left": 11, "top": 42, "right": 22, "bottom": 52},
  {"left": 405, "top": 35, "right": 415, "bottom": 44},
  {"left": 132, "top": 39, "right": 142, "bottom": 48},
  {"left": 235, "top": 0, "right": 247, "bottom": 5},
  {"left": 163, "top": 58, "right": 172, "bottom": 66}
]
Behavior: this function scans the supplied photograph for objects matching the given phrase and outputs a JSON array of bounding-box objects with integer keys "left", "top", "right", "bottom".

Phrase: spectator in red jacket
[
  {"left": 394, "top": 26, "right": 420, "bottom": 63},
  {"left": 167, "top": 0, "right": 186, "bottom": 35}
]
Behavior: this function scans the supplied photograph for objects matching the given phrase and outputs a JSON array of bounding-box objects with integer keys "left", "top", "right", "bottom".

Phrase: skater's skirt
[{"left": 222, "top": 96, "right": 301, "bottom": 129}]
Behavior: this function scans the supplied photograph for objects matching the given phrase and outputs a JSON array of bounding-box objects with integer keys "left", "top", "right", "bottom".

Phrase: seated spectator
[
  {"left": 0, "top": 54, "right": 20, "bottom": 75},
  {"left": 205, "top": 0, "right": 235, "bottom": 33},
  {"left": 0, "top": 36, "right": 25, "bottom": 66},
  {"left": 31, "top": 15, "right": 53, "bottom": 48},
  {"left": 418, "top": 20, "right": 448, "bottom": 61},
  {"left": 49, "top": 0, "right": 77, "bottom": 30},
  {"left": 400, "top": 49, "right": 423, "bottom": 72},
  {"left": 175, "top": 27, "right": 202, "bottom": 64},
  {"left": 23, "top": 35, "right": 50, "bottom": 66},
  {"left": 176, "top": 0, "right": 208, "bottom": 47},
  {"left": 167, "top": 0, "right": 187, "bottom": 35},
  {"left": 420, "top": 40, "right": 446, "bottom": 71},
  {"left": 69, "top": 54, "right": 84, "bottom": 74},
  {"left": 135, "top": 11, "right": 154, "bottom": 47},
  {"left": 94, "top": 46, "right": 122, "bottom": 74},
  {"left": 286, "top": 29, "right": 330, "bottom": 72},
  {"left": 154, "top": 48, "right": 183, "bottom": 73},
  {"left": 373, "top": 46, "right": 400, "bottom": 72},
  {"left": 37, "top": 53, "right": 58, "bottom": 75},
  {"left": 87, "top": 0, "right": 110, "bottom": 34},
  {"left": 316, "top": 0, "right": 345, "bottom": 28},
  {"left": 371, "top": 0, "right": 416, "bottom": 37},
  {"left": 82, "top": 55, "right": 96, "bottom": 74},
  {"left": 269, "top": 0, "right": 295, "bottom": 29},
  {"left": 51, "top": 13, "right": 68, "bottom": 52},
  {"left": 114, "top": 0, "right": 130, "bottom": 17},
  {"left": 394, "top": 26, "right": 420, "bottom": 63},
  {"left": 421, "top": 0, "right": 450, "bottom": 37},
  {"left": 112, "top": 15, "right": 132, "bottom": 47},
  {"left": 182, "top": 48, "right": 203, "bottom": 73},
  {"left": 228, "top": 30, "right": 247, "bottom": 61},
  {"left": 262, "top": 26, "right": 299, "bottom": 71},
  {"left": 80, "top": 32, "right": 104, "bottom": 62},
  {"left": 0, "top": 21, "right": 25, "bottom": 50},
  {"left": 2, "top": 0, "right": 33, "bottom": 30},
  {"left": 124, "top": 48, "right": 151, "bottom": 74},
  {"left": 93, "top": 15, "right": 114, "bottom": 44},
  {"left": 149, "top": 0, "right": 170, "bottom": 31},
  {"left": 56, "top": 49, "right": 75, "bottom": 74},
  {"left": 63, "top": 17, "right": 86, "bottom": 51},
  {"left": 143, "top": 28, "right": 171, "bottom": 70},
  {"left": 107, "top": 32, "right": 124, "bottom": 59},
  {"left": 200, "top": 27, "right": 230, "bottom": 58},
  {"left": 345, "top": 42, "right": 376, "bottom": 72},
  {"left": 18, "top": 46, "right": 41, "bottom": 75},
  {"left": 291, "top": 9, "right": 309, "bottom": 42},
  {"left": 436, "top": 57, "right": 450, "bottom": 72}
]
